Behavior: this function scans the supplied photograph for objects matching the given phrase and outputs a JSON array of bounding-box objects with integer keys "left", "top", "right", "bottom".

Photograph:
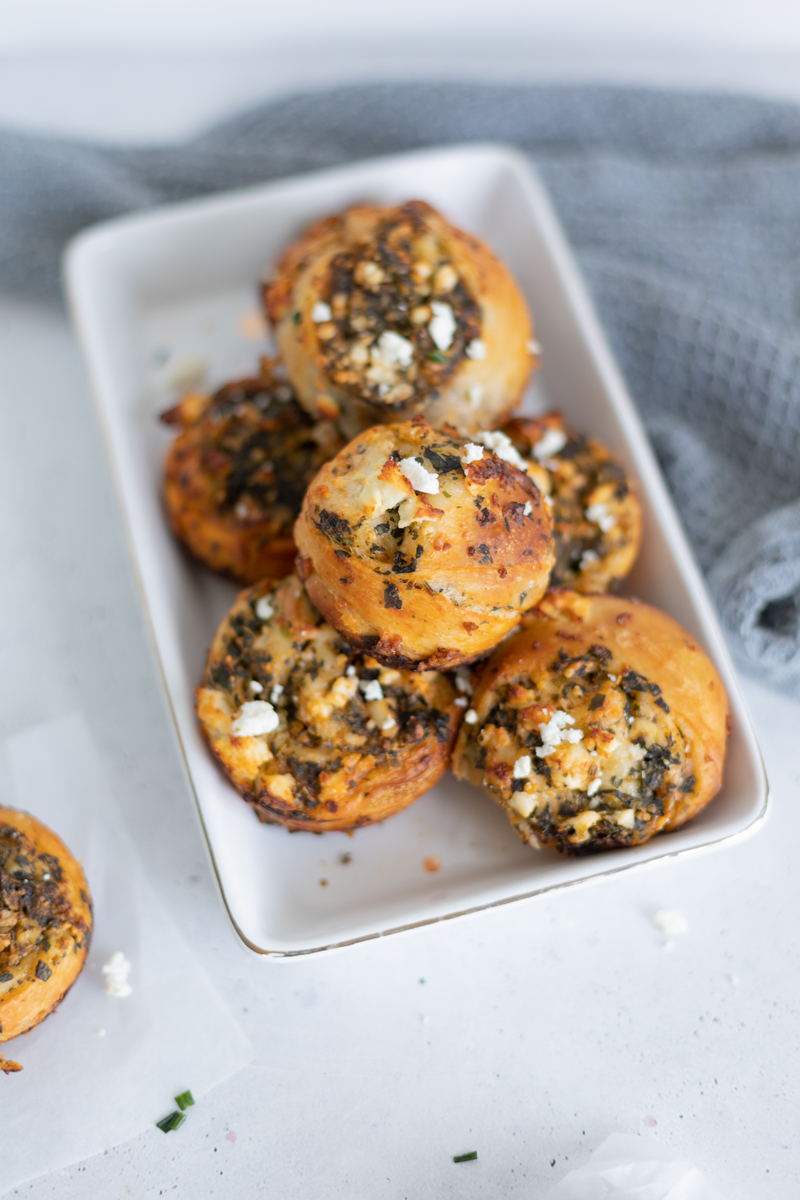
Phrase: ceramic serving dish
[{"left": 64, "top": 144, "right": 767, "bottom": 957}]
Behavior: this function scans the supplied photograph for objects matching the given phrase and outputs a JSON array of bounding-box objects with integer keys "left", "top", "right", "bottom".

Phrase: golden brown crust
[
  {"left": 197, "top": 575, "right": 460, "bottom": 832},
  {"left": 293, "top": 419, "right": 554, "bottom": 669},
  {"left": 264, "top": 201, "right": 535, "bottom": 439},
  {"left": 0, "top": 809, "right": 92, "bottom": 1048},
  {"left": 162, "top": 361, "right": 343, "bottom": 584},
  {"left": 502, "top": 414, "right": 643, "bottom": 593},
  {"left": 452, "top": 590, "right": 728, "bottom": 854}
]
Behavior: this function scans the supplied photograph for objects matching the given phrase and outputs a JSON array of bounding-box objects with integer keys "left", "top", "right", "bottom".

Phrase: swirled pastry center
[
  {"left": 467, "top": 642, "right": 695, "bottom": 853},
  {"left": 200, "top": 580, "right": 456, "bottom": 817},
  {"left": 165, "top": 376, "right": 340, "bottom": 523},
  {"left": 0, "top": 826, "right": 85, "bottom": 994},
  {"left": 314, "top": 210, "right": 481, "bottom": 409}
]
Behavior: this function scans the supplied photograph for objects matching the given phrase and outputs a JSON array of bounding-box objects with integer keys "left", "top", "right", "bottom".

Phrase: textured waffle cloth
[{"left": 3, "top": 83, "right": 800, "bottom": 691}]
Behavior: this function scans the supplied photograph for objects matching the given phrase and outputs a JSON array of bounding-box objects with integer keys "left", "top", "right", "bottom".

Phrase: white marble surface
[{"left": 1, "top": 52, "right": 799, "bottom": 1200}]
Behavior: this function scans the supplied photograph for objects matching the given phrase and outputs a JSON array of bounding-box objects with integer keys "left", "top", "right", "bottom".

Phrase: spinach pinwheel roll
[
  {"left": 162, "top": 360, "right": 342, "bottom": 584},
  {"left": 197, "top": 575, "right": 461, "bottom": 832},
  {"left": 453, "top": 590, "right": 728, "bottom": 855},
  {"left": 293, "top": 418, "right": 554, "bottom": 670},
  {"left": 263, "top": 200, "right": 535, "bottom": 438}
]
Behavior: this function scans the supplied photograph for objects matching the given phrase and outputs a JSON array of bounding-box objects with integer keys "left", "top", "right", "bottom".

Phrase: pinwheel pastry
[
  {"left": 0, "top": 809, "right": 92, "bottom": 1067},
  {"left": 501, "top": 414, "right": 642, "bottom": 593},
  {"left": 161, "top": 360, "right": 343, "bottom": 584},
  {"left": 453, "top": 590, "right": 728, "bottom": 855},
  {"left": 293, "top": 418, "right": 554, "bottom": 670},
  {"left": 263, "top": 200, "right": 535, "bottom": 439},
  {"left": 196, "top": 574, "right": 461, "bottom": 832}
]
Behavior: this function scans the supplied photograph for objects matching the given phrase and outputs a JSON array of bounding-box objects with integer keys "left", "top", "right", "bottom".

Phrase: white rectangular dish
[{"left": 65, "top": 144, "right": 767, "bottom": 958}]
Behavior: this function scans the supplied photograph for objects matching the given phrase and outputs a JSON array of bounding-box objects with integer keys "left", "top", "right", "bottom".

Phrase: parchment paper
[{"left": 0, "top": 712, "right": 253, "bottom": 1192}]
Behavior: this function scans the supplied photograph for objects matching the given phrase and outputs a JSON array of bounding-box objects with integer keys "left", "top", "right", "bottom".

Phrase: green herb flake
[
  {"left": 156, "top": 1110, "right": 187, "bottom": 1133},
  {"left": 293, "top": 311, "right": 302, "bottom": 325},
  {"left": 427, "top": 350, "right": 448, "bottom": 364},
  {"left": 441, "top": 489, "right": 451, "bottom": 498},
  {"left": 453, "top": 1151, "right": 478, "bottom": 1163},
  {"left": 175, "top": 1090, "right": 195, "bottom": 1111}
]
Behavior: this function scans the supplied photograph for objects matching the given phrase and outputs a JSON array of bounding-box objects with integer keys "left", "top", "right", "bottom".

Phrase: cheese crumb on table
[
  {"left": 311, "top": 301, "right": 332, "bottom": 323},
  {"left": 102, "top": 951, "right": 132, "bottom": 999}
]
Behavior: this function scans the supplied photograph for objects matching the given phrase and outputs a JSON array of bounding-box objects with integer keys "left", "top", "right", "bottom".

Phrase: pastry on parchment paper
[
  {"left": 196, "top": 574, "right": 461, "bottom": 832},
  {"left": 452, "top": 589, "right": 728, "bottom": 855},
  {"left": 161, "top": 360, "right": 343, "bottom": 584},
  {"left": 263, "top": 200, "right": 536, "bottom": 439},
  {"left": 0, "top": 809, "right": 92, "bottom": 1069},
  {"left": 501, "top": 413, "right": 642, "bottom": 594},
  {"left": 293, "top": 418, "right": 554, "bottom": 670}
]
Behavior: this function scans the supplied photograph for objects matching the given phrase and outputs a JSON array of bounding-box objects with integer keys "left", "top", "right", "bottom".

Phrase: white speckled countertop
[{"left": 1, "top": 48, "right": 798, "bottom": 1200}]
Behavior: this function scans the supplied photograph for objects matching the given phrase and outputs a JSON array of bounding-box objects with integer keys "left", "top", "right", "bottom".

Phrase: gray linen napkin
[{"left": 3, "top": 82, "right": 800, "bottom": 692}]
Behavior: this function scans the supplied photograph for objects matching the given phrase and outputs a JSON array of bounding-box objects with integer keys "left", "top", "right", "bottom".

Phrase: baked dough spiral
[
  {"left": 502, "top": 414, "right": 642, "bottom": 593},
  {"left": 0, "top": 809, "right": 92, "bottom": 1061},
  {"left": 264, "top": 200, "right": 535, "bottom": 439},
  {"left": 293, "top": 418, "right": 554, "bottom": 670},
  {"left": 453, "top": 590, "right": 728, "bottom": 854},
  {"left": 196, "top": 575, "right": 461, "bottom": 832},
  {"left": 162, "top": 361, "right": 342, "bottom": 584}
]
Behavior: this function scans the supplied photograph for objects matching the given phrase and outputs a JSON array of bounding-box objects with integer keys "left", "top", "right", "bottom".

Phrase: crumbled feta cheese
[
  {"left": 255, "top": 595, "right": 274, "bottom": 621},
  {"left": 544, "top": 494, "right": 553, "bottom": 508},
  {"left": 607, "top": 673, "right": 617, "bottom": 682},
  {"left": 523, "top": 501, "right": 533, "bottom": 516},
  {"left": 42, "top": 872, "right": 51, "bottom": 881},
  {"left": 102, "top": 951, "right": 132, "bottom": 999},
  {"left": 585, "top": 502, "right": 617, "bottom": 533},
  {"left": 580, "top": 549, "right": 600, "bottom": 570},
  {"left": 270, "top": 683, "right": 284, "bottom": 704},
  {"left": 361, "top": 474, "right": 410, "bottom": 517},
  {"left": 397, "top": 496, "right": 436, "bottom": 528},
  {"left": 248, "top": 680, "right": 263, "bottom": 695},
  {"left": 616, "top": 809, "right": 636, "bottom": 828},
  {"left": 510, "top": 791, "right": 537, "bottom": 818},
  {"left": 527, "top": 338, "right": 542, "bottom": 355},
  {"left": 532, "top": 427, "right": 567, "bottom": 461},
  {"left": 653, "top": 908, "right": 688, "bottom": 938},
  {"left": 399, "top": 456, "right": 439, "bottom": 494},
  {"left": 462, "top": 443, "right": 484, "bottom": 465},
  {"left": 346, "top": 664, "right": 357, "bottom": 677},
  {"left": 474, "top": 430, "right": 527, "bottom": 470},
  {"left": 536, "top": 709, "right": 584, "bottom": 757},
  {"left": 373, "top": 330, "right": 414, "bottom": 368},
  {"left": 231, "top": 700, "right": 280, "bottom": 737},
  {"left": 455, "top": 666, "right": 473, "bottom": 695},
  {"left": 381, "top": 714, "right": 397, "bottom": 732},
  {"left": 464, "top": 709, "right": 479, "bottom": 724},
  {"left": 586, "top": 778, "right": 601, "bottom": 797},
  {"left": 428, "top": 301, "right": 456, "bottom": 351},
  {"left": 360, "top": 679, "right": 384, "bottom": 702},
  {"left": 630, "top": 743, "right": 647, "bottom": 762},
  {"left": 311, "top": 301, "right": 332, "bottom": 323},
  {"left": 513, "top": 755, "right": 532, "bottom": 779},
  {"left": 235, "top": 500, "right": 249, "bottom": 519},
  {"left": 454, "top": 696, "right": 468, "bottom": 708},
  {"left": 466, "top": 338, "right": 486, "bottom": 360},
  {"left": 468, "top": 383, "right": 484, "bottom": 408}
]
